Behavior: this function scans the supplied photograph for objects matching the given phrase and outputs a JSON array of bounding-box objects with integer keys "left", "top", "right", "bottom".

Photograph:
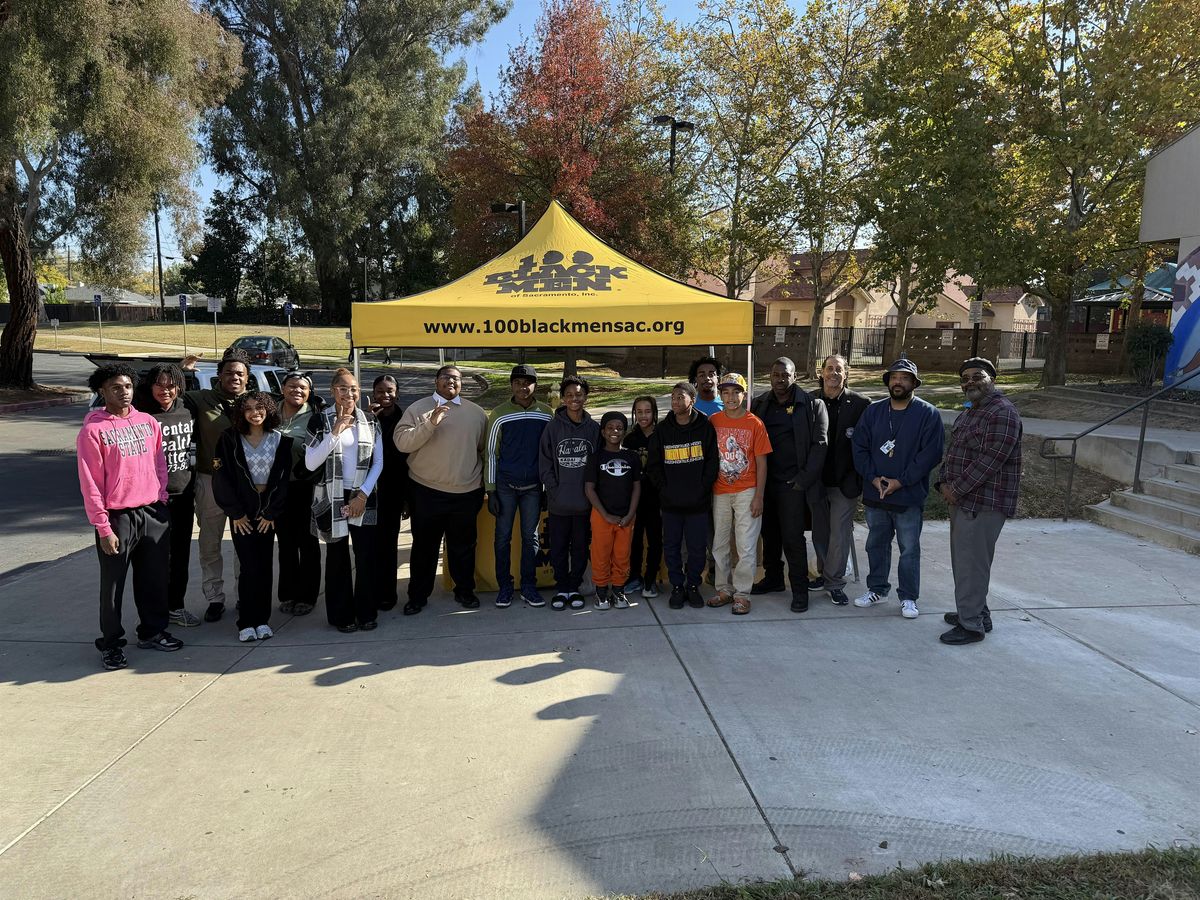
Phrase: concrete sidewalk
[{"left": 0, "top": 520, "right": 1197, "bottom": 898}]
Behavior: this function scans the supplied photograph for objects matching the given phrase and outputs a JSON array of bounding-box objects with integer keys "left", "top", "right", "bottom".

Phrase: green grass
[
  {"left": 604, "top": 847, "right": 1200, "bottom": 899},
  {"left": 27, "top": 320, "right": 351, "bottom": 355}
]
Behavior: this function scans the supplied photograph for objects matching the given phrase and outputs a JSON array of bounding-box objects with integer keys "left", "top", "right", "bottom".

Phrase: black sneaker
[
  {"left": 669, "top": 585, "right": 686, "bottom": 609},
  {"left": 203, "top": 602, "right": 225, "bottom": 623},
  {"left": 829, "top": 589, "right": 849, "bottom": 605},
  {"left": 807, "top": 576, "right": 825, "bottom": 591},
  {"left": 455, "top": 591, "right": 481, "bottom": 609},
  {"left": 940, "top": 624, "right": 985, "bottom": 645},
  {"left": 686, "top": 585, "right": 705, "bottom": 608},
  {"left": 101, "top": 647, "right": 128, "bottom": 670},
  {"left": 944, "top": 611, "right": 993, "bottom": 633},
  {"left": 750, "top": 578, "right": 785, "bottom": 595},
  {"left": 137, "top": 631, "right": 183, "bottom": 652}
]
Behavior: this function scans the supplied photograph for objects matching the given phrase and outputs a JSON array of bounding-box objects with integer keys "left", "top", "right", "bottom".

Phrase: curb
[{"left": 0, "top": 393, "right": 90, "bottom": 415}]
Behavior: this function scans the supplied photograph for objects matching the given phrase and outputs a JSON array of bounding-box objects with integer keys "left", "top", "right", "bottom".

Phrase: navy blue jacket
[{"left": 851, "top": 396, "right": 944, "bottom": 509}]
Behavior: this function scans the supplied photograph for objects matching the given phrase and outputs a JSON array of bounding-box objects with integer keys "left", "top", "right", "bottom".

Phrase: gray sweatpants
[
  {"left": 811, "top": 489, "right": 857, "bottom": 591},
  {"left": 194, "top": 473, "right": 239, "bottom": 606},
  {"left": 949, "top": 505, "right": 1007, "bottom": 634}
]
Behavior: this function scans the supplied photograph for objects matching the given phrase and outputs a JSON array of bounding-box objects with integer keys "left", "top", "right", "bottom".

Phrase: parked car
[
  {"left": 85, "top": 358, "right": 292, "bottom": 410},
  {"left": 230, "top": 335, "right": 301, "bottom": 369}
]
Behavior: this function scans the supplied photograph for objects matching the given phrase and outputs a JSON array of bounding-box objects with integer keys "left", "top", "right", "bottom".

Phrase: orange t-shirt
[{"left": 710, "top": 411, "right": 772, "bottom": 495}]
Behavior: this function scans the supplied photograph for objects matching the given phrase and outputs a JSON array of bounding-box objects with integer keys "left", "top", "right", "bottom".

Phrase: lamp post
[
  {"left": 357, "top": 256, "right": 368, "bottom": 302},
  {"left": 490, "top": 200, "right": 527, "bottom": 237},
  {"left": 651, "top": 114, "right": 695, "bottom": 174}
]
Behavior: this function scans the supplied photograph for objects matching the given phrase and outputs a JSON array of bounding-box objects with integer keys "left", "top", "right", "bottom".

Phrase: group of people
[{"left": 77, "top": 346, "right": 1022, "bottom": 671}]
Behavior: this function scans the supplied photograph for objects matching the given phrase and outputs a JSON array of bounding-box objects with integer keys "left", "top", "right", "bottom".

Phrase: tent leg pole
[
  {"left": 746, "top": 344, "right": 754, "bottom": 404},
  {"left": 353, "top": 348, "right": 361, "bottom": 399},
  {"left": 439, "top": 348, "right": 445, "bottom": 366}
]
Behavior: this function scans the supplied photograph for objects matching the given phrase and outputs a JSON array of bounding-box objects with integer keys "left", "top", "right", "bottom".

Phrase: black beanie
[
  {"left": 959, "top": 357, "right": 997, "bottom": 378},
  {"left": 600, "top": 411, "right": 628, "bottom": 431}
]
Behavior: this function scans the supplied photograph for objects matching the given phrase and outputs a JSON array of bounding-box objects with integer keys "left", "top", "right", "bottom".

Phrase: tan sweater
[{"left": 394, "top": 395, "right": 487, "bottom": 494}]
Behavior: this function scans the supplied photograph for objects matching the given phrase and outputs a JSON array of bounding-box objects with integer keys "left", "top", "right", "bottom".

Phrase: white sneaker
[
  {"left": 642, "top": 581, "right": 659, "bottom": 599},
  {"left": 901, "top": 599, "right": 919, "bottom": 619},
  {"left": 238, "top": 627, "right": 257, "bottom": 642},
  {"left": 853, "top": 591, "right": 885, "bottom": 608},
  {"left": 255, "top": 624, "right": 274, "bottom": 640}
]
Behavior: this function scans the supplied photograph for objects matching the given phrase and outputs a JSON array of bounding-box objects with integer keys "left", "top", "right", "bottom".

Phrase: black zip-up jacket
[
  {"left": 809, "top": 387, "right": 870, "bottom": 498},
  {"left": 645, "top": 409, "right": 718, "bottom": 514},
  {"left": 212, "top": 429, "right": 292, "bottom": 522},
  {"left": 750, "top": 384, "right": 829, "bottom": 501}
]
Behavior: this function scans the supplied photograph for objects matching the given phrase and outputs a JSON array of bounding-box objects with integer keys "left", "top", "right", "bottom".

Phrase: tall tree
[
  {"left": 791, "top": 0, "right": 889, "bottom": 376},
  {"left": 180, "top": 189, "right": 253, "bottom": 309},
  {"left": 445, "top": 0, "right": 687, "bottom": 277},
  {"left": 858, "top": 0, "right": 1024, "bottom": 354},
  {"left": 0, "top": 0, "right": 239, "bottom": 387},
  {"left": 666, "top": 0, "right": 817, "bottom": 299},
  {"left": 984, "top": 0, "right": 1200, "bottom": 385},
  {"left": 207, "top": 0, "right": 505, "bottom": 320}
]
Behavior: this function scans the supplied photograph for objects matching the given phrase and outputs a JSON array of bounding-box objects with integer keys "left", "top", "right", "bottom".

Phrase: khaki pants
[
  {"left": 193, "top": 473, "right": 239, "bottom": 606},
  {"left": 712, "top": 490, "right": 762, "bottom": 596}
]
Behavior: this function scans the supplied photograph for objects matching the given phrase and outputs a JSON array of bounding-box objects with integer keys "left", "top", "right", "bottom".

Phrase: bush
[{"left": 1125, "top": 322, "right": 1173, "bottom": 388}]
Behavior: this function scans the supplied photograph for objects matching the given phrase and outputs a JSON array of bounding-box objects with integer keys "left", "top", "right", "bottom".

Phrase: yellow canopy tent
[{"left": 351, "top": 200, "right": 753, "bottom": 349}]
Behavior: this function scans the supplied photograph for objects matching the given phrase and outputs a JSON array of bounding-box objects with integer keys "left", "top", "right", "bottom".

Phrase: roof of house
[
  {"left": 1081, "top": 263, "right": 1177, "bottom": 305},
  {"left": 759, "top": 249, "right": 873, "bottom": 302}
]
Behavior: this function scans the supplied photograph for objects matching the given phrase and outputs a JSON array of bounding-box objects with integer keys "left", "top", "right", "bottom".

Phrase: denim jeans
[
  {"left": 864, "top": 504, "right": 924, "bottom": 603},
  {"left": 494, "top": 483, "right": 542, "bottom": 591}
]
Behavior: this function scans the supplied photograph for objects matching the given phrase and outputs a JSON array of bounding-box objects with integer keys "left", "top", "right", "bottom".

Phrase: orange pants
[{"left": 590, "top": 508, "right": 633, "bottom": 587}]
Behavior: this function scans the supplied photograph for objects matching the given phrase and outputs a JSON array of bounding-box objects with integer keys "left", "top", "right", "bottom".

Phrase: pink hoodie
[{"left": 77, "top": 408, "right": 169, "bottom": 538}]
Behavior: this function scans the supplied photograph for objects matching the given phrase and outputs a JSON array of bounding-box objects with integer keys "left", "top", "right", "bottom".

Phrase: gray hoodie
[{"left": 538, "top": 406, "right": 600, "bottom": 515}]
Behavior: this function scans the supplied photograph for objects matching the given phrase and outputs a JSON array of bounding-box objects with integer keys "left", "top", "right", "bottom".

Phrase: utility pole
[{"left": 154, "top": 198, "right": 166, "bottom": 316}]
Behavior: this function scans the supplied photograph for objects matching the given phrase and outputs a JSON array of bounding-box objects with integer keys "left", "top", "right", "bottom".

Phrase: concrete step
[
  {"left": 1110, "top": 490, "right": 1200, "bottom": 531},
  {"left": 1163, "top": 463, "right": 1200, "bottom": 488},
  {"left": 1087, "top": 500, "right": 1200, "bottom": 555},
  {"left": 1144, "top": 477, "right": 1200, "bottom": 507},
  {"left": 1190, "top": 451, "right": 1200, "bottom": 467}
]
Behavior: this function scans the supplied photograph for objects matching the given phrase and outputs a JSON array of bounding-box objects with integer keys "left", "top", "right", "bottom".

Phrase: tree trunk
[
  {"left": 564, "top": 349, "right": 577, "bottom": 377},
  {"left": 1039, "top": 293, "right": 1071, "bottom": 386},
  {"left": 314, "top": 246, "right": 350, "bottom": 322},
  {"left": 805, "top": 297, "right": 826, "bottom": 379},
  {"left": 0, "top": 165, "right": 40, "bottom": 389},
  {"left": 892, "top": 275, "right": 913, "bottom": 356},
  {"left": 1120, "top": 259, "right": 1147, "bottom": 375}
]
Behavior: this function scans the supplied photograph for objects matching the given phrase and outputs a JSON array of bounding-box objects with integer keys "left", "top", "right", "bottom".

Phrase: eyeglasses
[
  {"left": 437, "top": 374, "right": 462, "bottom": 382},
  {"left": 960, "top": 374, "right": 989, "bottom": 384}
]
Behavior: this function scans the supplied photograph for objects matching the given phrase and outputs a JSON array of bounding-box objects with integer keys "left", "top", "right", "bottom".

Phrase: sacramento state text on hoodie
[
  {"left": 538, "top": 406, "right": 600, "bottom": 515},
  {"left": 77, "top": 408, "right": 169, "bottom": 538},
  {"left": 646, "top": 409, "right": 719, "bottom": 513}
]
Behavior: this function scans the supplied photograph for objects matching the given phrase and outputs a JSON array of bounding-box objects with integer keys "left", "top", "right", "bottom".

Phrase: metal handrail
[{"left": 1039, "top": 367, "right": 1200, "bottom": 521}]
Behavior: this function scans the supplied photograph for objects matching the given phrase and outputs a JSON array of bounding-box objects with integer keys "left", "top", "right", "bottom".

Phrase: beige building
[
  {"left": 754, "top": 253, "right": 1041, "bottom": 331},
  {"left": 1140, "top": 123, "right": 1200, "bottom": 265}
]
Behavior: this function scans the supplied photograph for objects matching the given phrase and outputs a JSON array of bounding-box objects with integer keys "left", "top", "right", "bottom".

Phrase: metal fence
[
  {"left": 996, "top": 330, "right": 1046, "bottom": 373},
  {"left": 814, "top": 326, "right": 887, "bottom": 367}
]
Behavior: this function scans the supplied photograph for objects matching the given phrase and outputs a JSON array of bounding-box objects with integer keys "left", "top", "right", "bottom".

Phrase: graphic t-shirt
[
  {"left": 585, "top": 447, "right": 641, "bottom": 517},
  {"left": 710, "top": 411, "right": 772, "bottom": 495}
]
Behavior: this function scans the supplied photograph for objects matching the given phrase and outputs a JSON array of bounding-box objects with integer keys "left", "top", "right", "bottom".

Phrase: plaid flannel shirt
[{"left": 939, "top": 389, "right": 1023, "bottom": 517}]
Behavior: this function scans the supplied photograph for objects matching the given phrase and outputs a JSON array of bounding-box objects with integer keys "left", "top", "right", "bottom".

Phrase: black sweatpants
[
  {"left": 166, "top": 486, "right": 194, "bottom": 610},
  {"left": 407, "top": 482, "right": 483, "bottom": 604},
  {"left": 629, "top": 494, "right": 662, "bottom": 584},
  {"left": 325, "top": 523, "right": 378, "bottom": 627},
  {"left": 232, "top": 528, "right": 274, "bottom": 629},
  {"left": 374, "top": 489, "right": 405, "bottom": 607},
  {"left": 761, "top": 485, "right": 811, "bottom": 596},
  {"left": 548, "top": 512, "right": 590, "bottom": 594},
  {"left": 276, "top": 481, "right": 320, "bottom": 608},
  {"left": 662, "top": 509, "right": 708, "bottom": 588},
  {"left": 95, "top": 503, "right": 170, "bottom": 651}
]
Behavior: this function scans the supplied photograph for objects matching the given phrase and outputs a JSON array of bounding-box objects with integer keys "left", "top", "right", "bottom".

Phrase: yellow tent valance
[{"left": 352, "top": 201, "right": 753, "bottom": 348}]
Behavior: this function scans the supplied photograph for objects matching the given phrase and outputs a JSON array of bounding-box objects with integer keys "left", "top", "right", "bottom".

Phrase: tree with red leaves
[{"left": 445, "top": 0, "right": 695, "bottom": 277}]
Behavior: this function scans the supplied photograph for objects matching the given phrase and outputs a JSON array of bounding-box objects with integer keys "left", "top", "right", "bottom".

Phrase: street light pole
[
  {"left": 358, "top": 256, "right": 367, "bottom": 302},
  {"left": 491, "top": 200, "right": 529, "bottom": 362},
  {"left": 154, "top": 198, "right": 166, "bottom": 317},
  {"left": 652, "top": 114, "right": 696, "bottom": 174}
]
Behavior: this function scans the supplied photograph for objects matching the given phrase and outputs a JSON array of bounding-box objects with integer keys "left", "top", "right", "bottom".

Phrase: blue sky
[{"left": 159, "top": 0, "right": 725, "bottom": 258}]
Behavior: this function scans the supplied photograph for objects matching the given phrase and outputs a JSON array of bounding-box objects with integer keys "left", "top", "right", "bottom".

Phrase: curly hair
[
  {"left": 559, "top": 374, "right": 590, "bottom": 396},
  {"left": 133, "top": 363, "right": 186, "bottom": 413},
  {"left": 688, "top": 356, "right": 724, "bottom": 384},
  {"left": 88, "top": 363, "right": 138, "bottom": 393},
  {"left": 231, "top": 390, "right": 281, "bottom": 433},
  {"left": 217, "top": 348, "right": 253, "bottom": 375}
]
